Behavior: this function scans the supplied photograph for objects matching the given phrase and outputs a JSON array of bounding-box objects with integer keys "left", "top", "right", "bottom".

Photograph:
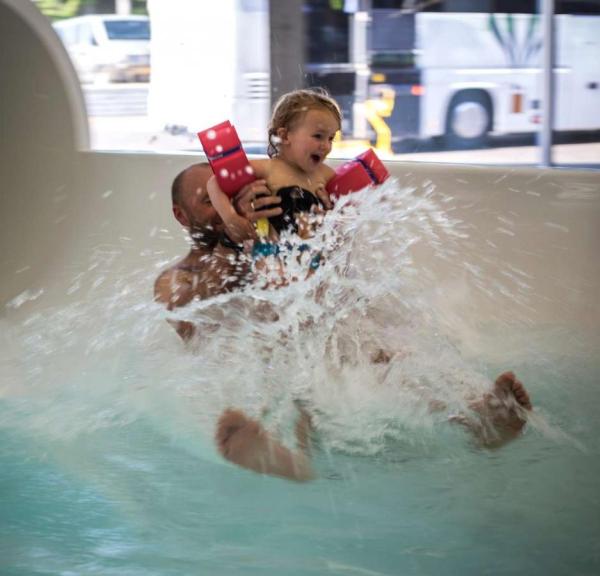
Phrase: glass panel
[
  {"left": 36, "top": 0, "right": 599, "bottom": 167},
  {"left": 552, "top": 1, "right": 600, "bottom": 167}
]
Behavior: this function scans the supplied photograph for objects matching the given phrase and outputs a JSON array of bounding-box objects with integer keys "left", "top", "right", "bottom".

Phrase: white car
[{"left": 53, "top": 15, "right": 150, "bottom": 83}]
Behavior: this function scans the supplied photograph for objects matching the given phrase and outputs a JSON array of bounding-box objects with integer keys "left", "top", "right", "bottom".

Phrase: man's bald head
[
  {"left": 171, "top": 163, "right": 209, "bottom": 209},
  {"left": 171, "top": 163, "right": 223, "bottom": 246}
]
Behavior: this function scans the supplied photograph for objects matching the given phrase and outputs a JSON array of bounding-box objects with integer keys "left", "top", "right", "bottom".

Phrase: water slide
[
  {"left": 2, "top": 0, "right": 598, "bottom": 345},
  {"left": 2, "top": 3, "right": 600, "bottom": 573}
]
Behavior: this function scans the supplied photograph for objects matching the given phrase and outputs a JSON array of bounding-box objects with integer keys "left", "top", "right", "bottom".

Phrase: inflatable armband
[
  {"left": 326, "top": 149, "right": 389, "bottom": 199},
  {"left": 198, "top": 121, "right": 256, "bottom": 197}
]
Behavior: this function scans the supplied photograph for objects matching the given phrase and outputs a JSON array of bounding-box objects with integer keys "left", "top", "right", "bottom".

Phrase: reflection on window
[
  {"left": 52, "top": 14, "right": 150, "bottom": 85},
  {"left": 38, "top": 0, "right": 599, "bottom": 166},
  {"left": 104, "top": 19, "right": 150, "bottom": 40},
  {"left": 305, "top": 2, "right": 349, "bottom": 63}
]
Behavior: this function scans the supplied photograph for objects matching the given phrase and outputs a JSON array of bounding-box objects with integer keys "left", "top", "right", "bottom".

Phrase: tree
[
  {"left": 34, "top": 0, "right": 82, "bottom": 20},
  {"left": 34, "top": 0, "right": 147, "bottom": 20}
]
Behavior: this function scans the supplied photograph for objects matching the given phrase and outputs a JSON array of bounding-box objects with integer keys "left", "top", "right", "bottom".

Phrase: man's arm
[
  {"left": 154, "top": 268, "right": 198, "bottom": 340},
  {"left": 233, "top": 178, "right": 282, "bottom": 222},
  {"left": 207, "top": 175, "right": 256, "bottom": 243}
]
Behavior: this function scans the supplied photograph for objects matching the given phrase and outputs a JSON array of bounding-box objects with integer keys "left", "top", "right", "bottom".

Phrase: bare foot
[
  {"left": 492, "top": 371, "right": 532, "bottom": 412},
  {"left": 457, "top": 371, "right": 533, "bottom": 448},
  {"left": 215, "top": 408, "right": 314, "bottom": 482}
]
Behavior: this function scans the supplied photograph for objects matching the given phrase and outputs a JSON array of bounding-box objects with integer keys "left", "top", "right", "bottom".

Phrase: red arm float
[
  {"left": 198, "top": 121, "right": 256, "bottom": 198},
  {"left": 326, "top": 148, "right": 389, "bottom": 199}
]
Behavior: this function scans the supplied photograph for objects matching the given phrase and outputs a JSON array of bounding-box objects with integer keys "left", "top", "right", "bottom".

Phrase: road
[{"left": 85, "top": 84, "right": 600, "bottom": 167}]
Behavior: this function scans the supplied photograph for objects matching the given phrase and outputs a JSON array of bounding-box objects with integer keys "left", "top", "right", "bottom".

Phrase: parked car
[{"left": 53, "top": 15, "right": 150, "bottom": 83}]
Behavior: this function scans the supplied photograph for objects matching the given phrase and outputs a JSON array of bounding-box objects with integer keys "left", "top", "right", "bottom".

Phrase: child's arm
[{"left": 207, "top": 175, "right": 256, "bottom": 243}]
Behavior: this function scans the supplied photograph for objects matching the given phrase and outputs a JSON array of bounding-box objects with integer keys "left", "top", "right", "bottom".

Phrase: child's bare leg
[
  {"left": 215, "top": 408, "right": 314, "bottom": 482},
  {"left": 452, "top": 371, "right": 533, "bottom": 448}
]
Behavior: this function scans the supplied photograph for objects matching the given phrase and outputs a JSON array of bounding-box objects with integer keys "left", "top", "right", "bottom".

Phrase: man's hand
[
  {"left": 233, "top": 179, "right": 282, "bottom": 222},
  {"left": 315, "top": 184, "right": 333, "bottom": 210}
]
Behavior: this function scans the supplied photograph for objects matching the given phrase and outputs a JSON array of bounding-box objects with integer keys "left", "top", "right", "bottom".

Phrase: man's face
[{"left": 177, "top": 167, "right": 224, "bottom": 245}]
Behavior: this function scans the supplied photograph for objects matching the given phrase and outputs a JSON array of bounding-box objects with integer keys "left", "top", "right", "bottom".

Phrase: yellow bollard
[
  {"left": 364, "top": 87, "right": 395, "bottom": 155},
  {"left": 332, "top": 87, "right": 396, "bottom": 155}
]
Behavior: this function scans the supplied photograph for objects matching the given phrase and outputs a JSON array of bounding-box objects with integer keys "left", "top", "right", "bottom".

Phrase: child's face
[{"left": 279, "top": 108, "right": 339, "bottom": 174}]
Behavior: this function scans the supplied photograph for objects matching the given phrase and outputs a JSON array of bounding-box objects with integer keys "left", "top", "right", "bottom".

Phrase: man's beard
[{"left": 189, "top": 223, "right": 221, "bottom": 248}]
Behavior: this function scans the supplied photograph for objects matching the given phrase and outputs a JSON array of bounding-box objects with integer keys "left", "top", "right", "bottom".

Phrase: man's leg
[{"left": 215, "top": 408, "right": 314, "bottom": 482}]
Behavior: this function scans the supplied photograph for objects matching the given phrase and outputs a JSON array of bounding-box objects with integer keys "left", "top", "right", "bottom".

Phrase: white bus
[
  {"left": 369, "top": 10, "right": 600, "bottom": 148},
  {"left": 146, "top": 1, "right": 600, "bottom": 151}
]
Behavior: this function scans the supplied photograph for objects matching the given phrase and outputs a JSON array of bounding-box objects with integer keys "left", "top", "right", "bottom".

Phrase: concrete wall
[{"left": 1, "top": 0, "right": 598, "bottom": 345}]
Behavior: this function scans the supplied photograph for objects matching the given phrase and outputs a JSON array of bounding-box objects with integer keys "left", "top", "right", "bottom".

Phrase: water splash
[{"left": 0, "top": 178, "right": 568, "bottom": 459}]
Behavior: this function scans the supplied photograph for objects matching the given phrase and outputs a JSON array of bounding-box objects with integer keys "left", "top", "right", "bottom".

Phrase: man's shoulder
[
  {"left": 155, "top": 264, "right": 186, "bottom": 285},
  {"left": 154, "top": 247, "right": 241, "bottom": 307},
  {"left": 153, "top": 255, "right": 197, "bottom": 304}
]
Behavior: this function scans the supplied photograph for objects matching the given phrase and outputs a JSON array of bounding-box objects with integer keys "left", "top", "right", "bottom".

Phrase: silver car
[{"left": 53, "top": 15, "right": 150, "bottom": 83}]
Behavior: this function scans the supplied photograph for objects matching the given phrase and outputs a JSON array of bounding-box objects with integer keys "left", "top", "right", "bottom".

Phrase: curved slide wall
[{"left": 1, "top": 0, "right": 599, "bottom": 358}]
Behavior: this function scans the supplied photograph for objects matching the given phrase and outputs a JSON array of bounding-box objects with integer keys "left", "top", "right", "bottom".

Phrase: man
[
  {"left": 154, "top": 162, "right": 315, "bottom": 481},
  {"left": 155, "top": 163, "right": 533, "bottom": 479},
  {"left": 154, "top": 161, "right": 333, "bottom": 335},
  {"left": 154, "top": 162, "right": 277, "bottom": 338}
]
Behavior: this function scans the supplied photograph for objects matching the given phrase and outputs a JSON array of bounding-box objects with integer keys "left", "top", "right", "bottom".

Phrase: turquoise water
[
  {"left": 2, "top": 358, "right": 599, "bottom": 575},
  {"left": 2, "top": 183, "right": 599, "bottom": 575}
]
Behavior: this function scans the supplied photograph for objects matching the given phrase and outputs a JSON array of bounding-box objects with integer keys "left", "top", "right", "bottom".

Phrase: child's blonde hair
[{"left": 267, "top": 88, "right": 342, "bottom": 158}]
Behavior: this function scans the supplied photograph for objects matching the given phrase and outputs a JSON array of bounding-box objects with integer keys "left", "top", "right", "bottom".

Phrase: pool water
[
  {"left": 2, "top": 359, "right": 599, "bottom": 576},
  {"left": 1, "top": 182, "right": 599, "bottom": 575}
]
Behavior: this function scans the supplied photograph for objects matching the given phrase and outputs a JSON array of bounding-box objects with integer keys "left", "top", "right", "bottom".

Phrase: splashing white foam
[{"left": 0, "top": 178, "right": 560, "bottom": 457}]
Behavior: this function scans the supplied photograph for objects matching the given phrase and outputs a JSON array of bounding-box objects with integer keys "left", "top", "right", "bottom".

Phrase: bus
[
  {"left": 368, "top": 8, "right": 600, "bottom": 149},
  {"left": 147, "top": 1, "right": 600, "bottom": 151}
]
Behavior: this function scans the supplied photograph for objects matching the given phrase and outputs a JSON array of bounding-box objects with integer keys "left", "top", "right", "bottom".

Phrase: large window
[{"left": 39, "top": 0, "right": 600, "bottom": 167}]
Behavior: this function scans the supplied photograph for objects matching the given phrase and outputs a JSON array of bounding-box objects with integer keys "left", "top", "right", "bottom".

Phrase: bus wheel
[{"left": 445, "top": 90, "right": 492, "bottom": 149}]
